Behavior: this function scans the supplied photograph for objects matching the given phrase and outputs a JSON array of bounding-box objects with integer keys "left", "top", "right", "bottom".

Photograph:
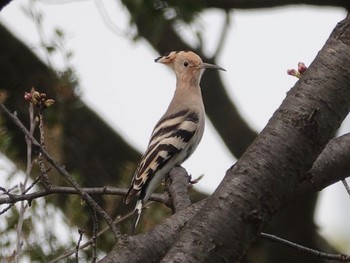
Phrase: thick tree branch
[
  {"left": 295, "top": 133, "right": 350, "bottom": 198},
  {"left": 167, "top": 166, "right": 191, "bottom": 213},
  {"left": 100, "top": 132, "right": 350, "bottom": 262},
  {"left": 161, "top": 14, "right": 350, "bottom": 262},
  {"left": 99, "top": 200, "right": 206, "bottom": 263},
  {"left": 48, "top": 204, "right": 153, "bottom": 263},
  {"left": 1, "top": 2, "right": 349, "bottom": 261}
]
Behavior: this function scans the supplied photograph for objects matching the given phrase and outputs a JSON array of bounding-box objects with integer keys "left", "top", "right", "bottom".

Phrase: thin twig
[
  {"left": 0, "top": 185, "right": 167, "bottom": 205},
  {"left": 0, "top": 185, "right": 18, "bottom": 195},
  {"left": 23, "top": 173, "right": 45, "bottom": 195},
  {"left": 37, "top": 107, "right": 52, "bottom": 189},
  {"left": 38, "top": 108, "right": 45, "bottom": 147},
  {"left": 75, "top": 229, "right": 85, "bottom": 263},
  {"left": 91, "top": 209, "right": 98, "bottom": 263},
  {"left": 0, "top": 203, "right": 14, "bottom": 215},
  {"left": 94, "top": 0, "right": 126, "bottom": 36},
  {"left": 213, "top": 9, "right": 230, "bottom": 59},
  {"left": 0, "top": 103, "right": 121, "bottom": 240},
  {"left": 15, "top": 102, "right": 35, "bottom": 263},
  {"left": 47, "top": 202, "right": 154, "bottom": 263},
  {"left": 23, "top": 0, "right": 54, "bottom": 68},
  {"left": 341, "top": 179, "right": 350, "bottom": 198},
  {"left": 260, "top": 232, "right": 350, "bottom": 262}
]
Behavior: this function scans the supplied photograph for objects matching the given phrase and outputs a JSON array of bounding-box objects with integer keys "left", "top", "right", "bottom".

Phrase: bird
[{"left": 124, "top": 51, "right": 225, "bottom": 234}]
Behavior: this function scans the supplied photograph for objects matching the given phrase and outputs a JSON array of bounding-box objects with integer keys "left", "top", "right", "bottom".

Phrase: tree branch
[
  {"left": 161, "top": 14, "right": 350, "bottom": 262},
  {"left": 341, "top": 179, "right": 350, "bottom": 198},
  {"left": 294, "top": 133, "right": 350, "bottom": 199},
  {"left": 166, "top": 166, "right": 191, "bottom": 213},
  {"left": 48, "top": 205, "right": 143, "bottom": 263},
  {"left": 213, "top": 10, "right": 230, "bottom": 59},
  {"left": 100, "top": 132, "right": 350, "bottom": 262},
  {"left": 260, "top": 233, "right": 350, "bottom": 262},
  {"left": 0, "top": 103, "right": 121, "bottom": 240},
  {"left": 204, "top": 0, "right": 350, "bottom": 10},
  {"left": 0, "top": 185, "right": 167, "bottom": 206},
  {"left": 99, "top": 200, "right": 206, "bottom": 263}
]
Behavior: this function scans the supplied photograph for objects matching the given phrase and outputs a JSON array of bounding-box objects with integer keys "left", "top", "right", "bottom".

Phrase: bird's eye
[{"left": 183, "top": 61, "right": 189, "bottom": 67}]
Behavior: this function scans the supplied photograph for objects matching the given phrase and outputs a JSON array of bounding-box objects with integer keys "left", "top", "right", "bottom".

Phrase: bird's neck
[
  {"left": 176, "top": 73, "right": 202, "bottom": 90},
  {"left": 170, "top": 77, "right": 204, "bottom": 114},
  {"left": 163, "top": 79, "right": 204, "bottom": 121},
  {"left": 175, "top": 80, "right": 202, "bottom": 98}
]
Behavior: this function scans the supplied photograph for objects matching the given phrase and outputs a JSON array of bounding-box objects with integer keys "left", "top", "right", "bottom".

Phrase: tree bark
[
  {"left": 117, "top": 2, "right": 349, "bottom": 262},
  {"left": 100, "top": 133, "right": 350, "bottom": 262},
  {"left": 160, "top": 14, "right": 350, "bottom": 262}
]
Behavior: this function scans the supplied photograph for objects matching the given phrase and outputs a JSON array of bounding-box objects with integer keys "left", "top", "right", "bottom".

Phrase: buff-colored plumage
[{"left": 125, "top": 51, "right": 225, "bottom": 234}]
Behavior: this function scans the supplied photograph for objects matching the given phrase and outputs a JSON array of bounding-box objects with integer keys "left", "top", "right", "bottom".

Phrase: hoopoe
[{"left": 124, "top": 51, "right": 225, "bottom": 234}]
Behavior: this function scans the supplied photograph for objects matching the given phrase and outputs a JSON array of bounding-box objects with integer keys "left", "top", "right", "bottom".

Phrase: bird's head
[{"left": 155, "top": 51, "right": 225, "bottom": 84}]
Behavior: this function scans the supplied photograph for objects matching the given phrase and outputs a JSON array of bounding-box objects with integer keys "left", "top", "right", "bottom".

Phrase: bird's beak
[{"left": 201, "top": 62, "right": 226, "bottom": 71}]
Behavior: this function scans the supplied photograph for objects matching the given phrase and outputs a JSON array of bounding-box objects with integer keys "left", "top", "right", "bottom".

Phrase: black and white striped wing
[{"left": 125, "top": 110, "right": 199, "bottom": 203}]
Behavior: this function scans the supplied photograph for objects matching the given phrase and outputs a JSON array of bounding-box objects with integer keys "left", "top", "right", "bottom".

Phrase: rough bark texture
[
  {"left": 160, "top": 14, "right": 350, "bottom": 262},
  {"left": 100, "top": 133, "right": 350, "bottom": 262},
  {"left": 100, "top": 200, "right": 206, "bottom": 263},
  {"left": 297, "top": 133, "right": 350, "bottom": 197},
  {"left": 167, "top": 166, "right": 192, "bottom": 213}
]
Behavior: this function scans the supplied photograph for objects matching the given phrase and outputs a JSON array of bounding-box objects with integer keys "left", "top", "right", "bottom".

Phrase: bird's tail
[{"left": 129, "top": 199, "right": 143, "bottom": 235}]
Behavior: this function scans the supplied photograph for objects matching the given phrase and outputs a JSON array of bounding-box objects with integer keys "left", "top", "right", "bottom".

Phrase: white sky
[{"left": 0, "top": 0, "right": 349, "bottom": 254}]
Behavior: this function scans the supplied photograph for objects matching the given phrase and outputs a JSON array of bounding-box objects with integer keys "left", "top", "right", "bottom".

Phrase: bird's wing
[{"left": 124, "top": 110, "right": 199, "bottom": 203}]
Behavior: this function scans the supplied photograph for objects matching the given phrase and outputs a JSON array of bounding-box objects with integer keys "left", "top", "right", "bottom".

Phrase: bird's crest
[
  {"left": 155, "top": 51, "right": 202, "bottom": 66},
  {"left": 155, "top": 51, "right": 179, "bottom": 64}
]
